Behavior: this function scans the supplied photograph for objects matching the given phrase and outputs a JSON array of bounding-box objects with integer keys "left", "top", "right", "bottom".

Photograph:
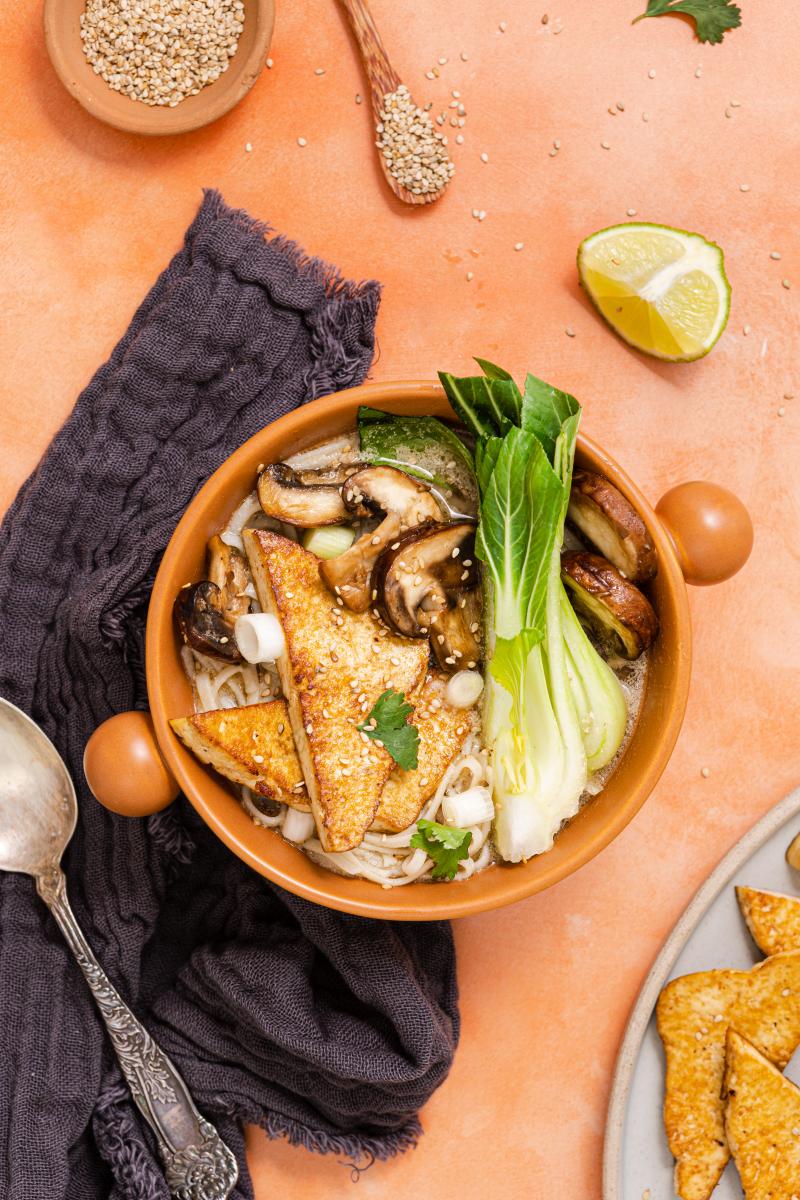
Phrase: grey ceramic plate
[{"left": 603, "top": 786, "right": 800, "bottom": 1200}]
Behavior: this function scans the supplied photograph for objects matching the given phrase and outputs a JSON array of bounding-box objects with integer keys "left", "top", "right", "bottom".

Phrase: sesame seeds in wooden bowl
[{"left": 43, "top": 0, "right": 275, "bottom": 136}]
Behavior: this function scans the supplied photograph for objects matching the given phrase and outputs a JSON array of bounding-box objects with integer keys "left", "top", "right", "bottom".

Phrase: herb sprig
[
  {"left": 357, "top": 689, "right": 419, "bottom": 771},
  {"left": 410, "top": 819, "right": 473, "bottom": 880},
  {"left": 632, "top": 0, "right": 742, "bottom": 45}
]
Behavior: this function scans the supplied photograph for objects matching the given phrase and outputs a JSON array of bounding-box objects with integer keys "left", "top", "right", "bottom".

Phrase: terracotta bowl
[
  {"left": 43, "top": 0, "right": 274, "bottom": 136},
  {"left": 83, "top": 381, "right": 753, "bottom": 919}
]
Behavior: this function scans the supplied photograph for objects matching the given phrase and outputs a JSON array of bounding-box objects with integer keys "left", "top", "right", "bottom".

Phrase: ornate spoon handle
[{"left": 36, "top": 867, "right": 238, "bottom": 1200}]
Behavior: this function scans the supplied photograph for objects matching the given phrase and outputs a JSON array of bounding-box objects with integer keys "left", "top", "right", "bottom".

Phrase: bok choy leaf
[{"left": 440, "top": 359, "right": 627, "bottom": 862}]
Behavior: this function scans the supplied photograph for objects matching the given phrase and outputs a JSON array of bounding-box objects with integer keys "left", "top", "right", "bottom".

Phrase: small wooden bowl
[
  {"left": 43, "top": 0, "right": 275, "bottom": 136},
  {"left": 83, "top": 381, "right": 753, "bottom": 920}
]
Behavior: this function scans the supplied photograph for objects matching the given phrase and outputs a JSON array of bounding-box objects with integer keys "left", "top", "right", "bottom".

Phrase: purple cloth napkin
[{"left": 0, "top": 191, "right": 459, "bottom": 1200}]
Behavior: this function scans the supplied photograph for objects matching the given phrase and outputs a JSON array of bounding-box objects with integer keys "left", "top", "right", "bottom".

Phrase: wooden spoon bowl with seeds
[
  {"left": 44, "top": 0, "right": 275, "bottom": 136},
  {"left": 337, "top": 0, "right": 453, "bottom": 205}
]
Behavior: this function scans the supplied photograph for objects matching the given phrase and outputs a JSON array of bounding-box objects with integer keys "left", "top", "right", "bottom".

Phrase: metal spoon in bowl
[{"left": 0, "top": 697, "right": 237, "bottom": 1200}]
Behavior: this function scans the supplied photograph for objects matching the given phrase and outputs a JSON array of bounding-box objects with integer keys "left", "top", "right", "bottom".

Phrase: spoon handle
[
  {"left": 337, "top": 0, "right": 400, "bottom": 101},
  {"left": 36, "top": 867, "right": 238, "bottom": 1200}
]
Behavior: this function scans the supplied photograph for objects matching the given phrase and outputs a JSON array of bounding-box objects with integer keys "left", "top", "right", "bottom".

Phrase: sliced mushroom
[
  {"left": 257, "top": 462, "right": 367, "bottom": 527},
  {"left": 430, "top": 591, "right": 482, "bottom": 673},
  {"left": 568, "top": 471, "right": 657, "bottom": 583},
  {"left": 206, "top": 535, "right": 250, "bottom": 621},
  {"left": 374, "top": 522, "right": 482, "bottom": 672},
  {"left": 561, "top": 551, "right": 658, "bottom": 660},
  {"left": 319, "top": 467, "right": 442, "bottom": 612},
  {"left": 174, "top": 582, "right": 240, "bottom": 662}
]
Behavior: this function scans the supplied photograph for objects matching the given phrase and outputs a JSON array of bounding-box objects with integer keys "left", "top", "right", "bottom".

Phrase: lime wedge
[{"left": 577, "top": 223, "right": 731, "bottom": 362}]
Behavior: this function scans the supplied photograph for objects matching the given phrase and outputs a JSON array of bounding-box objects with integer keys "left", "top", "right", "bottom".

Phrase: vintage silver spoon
[{"left": 0, "top": 697, "right": 237, "bottom": 1200}]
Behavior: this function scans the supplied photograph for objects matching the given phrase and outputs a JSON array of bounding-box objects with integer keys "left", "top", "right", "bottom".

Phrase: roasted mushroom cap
[
  {"left": 375, "top": 522, "right": 478, "bottom": 634},
  {"left": 319, "top": 466, "right": 442, "bottom": 612},
  {"left": 561, "top": 551, "right": 658, "bottom": 659},
  {"left": 174, "top": 581, "right": 240, "bottom": 662},
  {"left": 206, "top": 535, "right": 250, "bottom": 622},
  {"left": 568, "top": 471, "right": 657, "bottom": 583},
  {"left": 374, "top": 522, "right": 482, "bottom": 672},
  {"left": 257, "top": 462, "right": 367, "bottom": 527}
]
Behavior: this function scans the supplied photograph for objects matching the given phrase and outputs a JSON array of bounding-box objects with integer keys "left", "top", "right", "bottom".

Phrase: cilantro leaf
[
  {"left": 632, "top": 0, "right": 741, "bottom": 44},
  {"left": 357, "top": 689, "right": 419, "bottom": 770},
  {"left": 410, "top": 819, "right": 473, "bottom": 880}
]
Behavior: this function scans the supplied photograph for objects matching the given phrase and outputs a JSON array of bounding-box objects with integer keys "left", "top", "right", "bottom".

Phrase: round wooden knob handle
[
  {"left": 655, "top": 482, "right": 753, "bottom": 586},
  {"left": 83, "top": 711, "right": 179, "bottom": 817}
]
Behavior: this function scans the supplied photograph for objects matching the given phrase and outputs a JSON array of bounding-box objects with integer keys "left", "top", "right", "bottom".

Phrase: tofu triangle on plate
[
  {"left": 723, "top": 1029, "right": 800, "bottom": 1200},
  {"left": 656, "top": 950, "right": 800, "bottom": 1200},
  {"left": 736, "top": 885, "right": 800, "bottom": 957},
  {"left": 243, "top": 529, "right": 429, "bottom": 852},
  {"left": 170, "top": 703, "right": 310, "bottom": 811}
]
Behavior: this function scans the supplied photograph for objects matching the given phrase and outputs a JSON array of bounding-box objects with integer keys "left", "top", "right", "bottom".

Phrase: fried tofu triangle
[
  {"left": 736, "top": 886, "right": 800, "bottom": 957},
  {"left": 657, "top": 951, "right": 800, "bottom": 1200},
  {"left": 371, "top": 673, "right": 475, "bottom": 833},
  {"left": 243, "top": 529, "right": 429, "bottom": 853},
  {"left": 171, "top": 702, "right": 310, "bottom": 811},
  {"left": 724, "top": 1030, "right": 800, "bottom": 1200}
]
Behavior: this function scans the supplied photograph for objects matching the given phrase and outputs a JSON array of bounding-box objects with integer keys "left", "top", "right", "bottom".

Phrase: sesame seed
[
  {"left": 739, "top": 183, "right": 750, "bottom": 192},
  {"left": 778, "top": 406, "right": 787, "bottom": 417},
  {"left": 219, "top": 636, "right": 229, "bottom": 644},
  {"left": 695, "top": 66, "right": 702, "bottom": 78},
  {"left": 461, "top": 50, "right": 469, "bottom": 61},
  {"left": 253, "top": 754, "right": 264, "bottom": 763},
  {"left": 466, "top": 271, "right": 474, "bottom": 281},
  {"left": 782, "top": 279, "right": 792, "bottom": 289},
  {"left": 730, "top": 99, "right": 741, "bottom": 107},
  {"left": 266, "top": 58, "right": 273, "bottom": 68},
  {"left": 245, "top": 142, "right": 253, "bottom": 153},
  {"left": 498, "top": 20, "right": 507, "bottom": 31},
  {"left": 743, "top": 324, "right": 751, "bottom": 335},
  {"left": 456, "top": 134, "right": 464, "bottom": 145},
  {"left": 478, "top": 210, "right": 486, "bottom": 221},
  {"left": 771, "top": 251, "right": 782, "bottom": 260},
  {"left": 542, "top": 13, "right": 549, "bottom": 23},
  {"left": 601, "top": 140, "right": 610, "bottom": 149},
  {"left": 297, "top": 137, "right": 307, "bottom": 147},
  {"left": 616, "top": 101, "right": 625, "bottom": 111},
  {"left": 514, "top": 241, "right": 524, "bottom": 251},
  {"left": 480, "top": 151, "right": 489, "bottom": 163},
  {"left": 565, "top": 326, "right": 576, "bottom": 338},
  {"left": 315, "top": 67, "right": 325, "bottom": 75},
  {"left": 445, "top": 656, "right": 456, "bottom": 665},
  {"left": 355, "top": 93, "right": 362, "bottom": 104},
  {"left": 648, "top": 68, "right": 656, "bottom": 79},
  {"left": 627, "top": 208, "right": 637, "bottom": 217},
  {"left": 437, "top": 635, "right": 445, "bottom": 645},
  {"left": 277, "top": 722, "right": 285, "bottom": 735},
  {"left": 553, "top": 139, "right": 561, "bottom": 149},
  {"left": 438, "top": 56, "right": 447, "bottom": 65},
  {"left": 700, "top": 766, "right": 710, "bottom": 778}
]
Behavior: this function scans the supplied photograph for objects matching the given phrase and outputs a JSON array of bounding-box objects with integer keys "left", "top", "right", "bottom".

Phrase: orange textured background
[{"left": 1, "top": 1, "right": 798, "bottom": 1197}]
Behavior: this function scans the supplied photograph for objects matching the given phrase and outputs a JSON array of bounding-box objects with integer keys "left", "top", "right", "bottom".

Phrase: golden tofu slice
[
  {"left": 724, "top": 1029, "right": 800, "bottom": 1200},
  {"left": 243, "top": 529, "right": 429, "bottom": 852},
  {"left": 171, "top": 702, "right": 310, "bottom": 810},
  {"left": 371, "top": 673, "right": 475, "bottom": 833},
  {"left": 737, "top": 886, "right": 800, "bottom": 957},
  {"left": 657, "top": 951, "right": 800, "bottom": 1200}
]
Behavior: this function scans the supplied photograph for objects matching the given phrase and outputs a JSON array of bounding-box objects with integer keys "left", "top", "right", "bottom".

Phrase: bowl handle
[
  {"left": 655, "top": 482, "right": 753, "bottom": 586},
  {"left": 83, "top": 711, "right": 179, "bottom": 817}
]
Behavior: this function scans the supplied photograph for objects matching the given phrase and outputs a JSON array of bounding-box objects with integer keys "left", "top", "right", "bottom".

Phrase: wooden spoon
[{"left": 338, "top": 0, "right": 450, "bottom": 206}]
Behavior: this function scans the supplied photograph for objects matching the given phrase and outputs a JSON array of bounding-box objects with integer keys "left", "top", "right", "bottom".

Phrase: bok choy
[{"left": 439, "top": 362, "right": 627, "bottom": 862}]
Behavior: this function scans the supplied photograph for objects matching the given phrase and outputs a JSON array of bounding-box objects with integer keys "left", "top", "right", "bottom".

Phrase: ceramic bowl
[
  {"left": 43, "top": 0, "right": 274, "bottom": 136},
  {"left": 83, "top": 381, "right": 753, "bottom": 919}
]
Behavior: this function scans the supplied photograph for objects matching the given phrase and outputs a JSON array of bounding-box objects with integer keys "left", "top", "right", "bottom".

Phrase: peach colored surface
[{"left": 1, "top": 1, "right": 797, "bottom": 1196}]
